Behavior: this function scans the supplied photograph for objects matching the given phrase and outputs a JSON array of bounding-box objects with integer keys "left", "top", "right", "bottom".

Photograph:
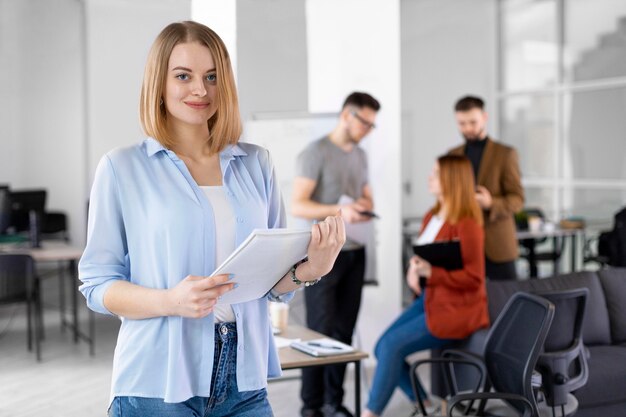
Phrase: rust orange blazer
[
  {"left": 449, "top": 138, "right": 524, "bottom": 262},
  {"left": 421, "top": 212, "right": 490, "bottom": 339}
]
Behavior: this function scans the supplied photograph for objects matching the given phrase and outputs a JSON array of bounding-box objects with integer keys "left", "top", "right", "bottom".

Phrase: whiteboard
[{"left": 243, "top": 112, "right": 378, "bottom": 284}]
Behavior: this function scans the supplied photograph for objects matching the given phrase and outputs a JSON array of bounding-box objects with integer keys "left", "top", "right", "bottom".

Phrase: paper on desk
[
  {"left": 273, "top": 336, "right": 301, "bottom": 349},
  {"left": 212, "top": 228, "right": 311, "bottom": 305},
  {"left": 338, "top": 195, "right": 372, "bottom": 245},
  {"left": 290, "top": 337, "right": 355, "bottom": 357}
]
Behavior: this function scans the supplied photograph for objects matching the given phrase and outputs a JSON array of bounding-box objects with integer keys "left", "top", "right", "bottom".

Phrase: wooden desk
[
  {"left": 276, "top": 325, "right": 369, "bottom": 415},
  {"left": 0, "top": 242, "right": 93, "bottom": 355}
]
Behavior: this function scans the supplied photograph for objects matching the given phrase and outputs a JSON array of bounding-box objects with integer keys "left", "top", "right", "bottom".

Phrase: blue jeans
[
  {"left": 108, "top": 323, "right": 273, "bottom": 417},
  {"left": 366, "top": 296, "right": 453, "bottom": 415}
]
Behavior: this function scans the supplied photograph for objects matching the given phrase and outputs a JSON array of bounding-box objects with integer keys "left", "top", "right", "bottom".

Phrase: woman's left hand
[
  {"left": 411, "top": 255, "right": 432, "bottom": 278},
  {"left": 305, "top": 214, "right": 346, "bottom": 278}
]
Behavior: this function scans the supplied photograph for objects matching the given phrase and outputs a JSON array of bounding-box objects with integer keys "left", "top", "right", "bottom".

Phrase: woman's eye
[
  {"left": 175, "top": 73, "right": 189, "bottom": 81},
  {"left": 206, "top": 73, "right": 217, "bottom": 83}
]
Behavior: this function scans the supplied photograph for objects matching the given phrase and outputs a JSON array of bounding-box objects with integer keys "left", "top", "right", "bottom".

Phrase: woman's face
[
  {"left": 428, "top": 162, "right": 442, "bottom": 197},
  {"left": 164, "top": 42, "right": 218, "bottom": 131}
]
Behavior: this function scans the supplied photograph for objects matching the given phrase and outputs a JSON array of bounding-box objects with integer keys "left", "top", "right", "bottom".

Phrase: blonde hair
[
  {"left": 432, "top": 155, "right": 483, "bottom": 226},
  {"left": 139, "top": 21, "right": 242, "bottom": 152}
]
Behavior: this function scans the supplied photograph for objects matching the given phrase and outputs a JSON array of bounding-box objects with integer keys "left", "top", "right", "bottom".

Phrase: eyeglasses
[{"left": 350, "top": 110, "right": 376, "bottom": 130}]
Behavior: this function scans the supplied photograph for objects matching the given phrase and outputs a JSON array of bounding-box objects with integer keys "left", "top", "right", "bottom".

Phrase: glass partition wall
[{"left": 497, "top": 0, "right": 626, "bottom": 226}]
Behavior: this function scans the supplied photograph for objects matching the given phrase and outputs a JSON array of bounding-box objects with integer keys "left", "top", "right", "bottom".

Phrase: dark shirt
[{"left": 464, "top": 138, "right": 488, "bottom": 181}]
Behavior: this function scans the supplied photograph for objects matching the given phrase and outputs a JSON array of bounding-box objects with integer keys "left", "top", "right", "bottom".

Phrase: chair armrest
[
  {"left": 441, "top": 348, "right": 484, "bottom": 363},
  {"left": 410, "top": 356, "right": 486, "bottom": 416},
  {"left": 447, "top": 392, "right": 535, "bottom": 417}
]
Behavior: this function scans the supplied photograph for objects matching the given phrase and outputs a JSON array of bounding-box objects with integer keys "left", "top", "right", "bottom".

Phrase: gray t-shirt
[{"left": 295, "top": 136, "right": 369, "bottom": 249}]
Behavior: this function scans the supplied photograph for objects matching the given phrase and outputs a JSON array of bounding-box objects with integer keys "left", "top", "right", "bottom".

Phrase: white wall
[
  {"left": 192, "top": 0, "right": 238, "bottom": 77},
  {"left": 85, "top": 0, "right": 191, "bottom": 185},
  {"left": 401, "top": 0, "right": 497, "bottom": 218},
  {"left": 0, "top": 0, "right": 23, "bottom": 186},
  {"left": 236, "top": 0, "right": 309, "bottom": 120},
  {"left": 307, "top": 0, "right": 403, "bottom": 361},
  {"left": 0, "top": 0, "right": 191, "bottom": 244},
  {"left": 0, "top": 0, "right": 84, "bottom": 244}
]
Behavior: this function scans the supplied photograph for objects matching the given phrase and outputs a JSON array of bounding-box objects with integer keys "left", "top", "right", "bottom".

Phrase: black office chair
[
  {"left": 533, "top": 288, "right": 589, "bottom": 417},
  {"left": 0, "top": 254, "right": 43, "bottom": 361},
  {"left": 410, "top": 354, "right": 487, "bottom": 416},
  {"left": 410, "top": 292, "right": 555, "bottom": 417},
  {"left": 517, "top": 208, "right": 565, "bottom": 277},
  {"left": 583, "top": 206, "right": 626, "bottom": 268},
  {"left": 41, "top": 211, "right": 69, "bottom": 242},
  {"left": 581, "top": 233, "right": 610, "bottom": 268}
]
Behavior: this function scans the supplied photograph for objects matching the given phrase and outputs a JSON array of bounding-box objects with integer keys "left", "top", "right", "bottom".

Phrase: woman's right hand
[{"left": 166, "top": 274, "right": 235, "bottom": 318}]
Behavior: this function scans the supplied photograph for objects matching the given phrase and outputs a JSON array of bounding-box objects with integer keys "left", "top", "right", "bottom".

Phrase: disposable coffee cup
[
  {"left": 270, "top": 302, "right": 289, "bottom": 332},
  {"left": 528, "top": 216, "right": 543, "bottom": 233}
]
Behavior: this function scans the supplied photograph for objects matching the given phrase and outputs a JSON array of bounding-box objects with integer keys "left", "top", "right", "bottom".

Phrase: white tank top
[{"left": 200, "top": 186, "right": 236, "bottom": 323}]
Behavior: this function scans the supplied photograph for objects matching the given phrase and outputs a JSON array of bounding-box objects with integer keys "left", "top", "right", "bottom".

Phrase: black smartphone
[{"left": 359, "top": 211, "right": 380, "bottom": 219}]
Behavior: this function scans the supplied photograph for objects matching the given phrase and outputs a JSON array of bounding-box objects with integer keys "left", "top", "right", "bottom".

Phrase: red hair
[{"left": 432, "top": 155, "right": 483, "bottom": 225}]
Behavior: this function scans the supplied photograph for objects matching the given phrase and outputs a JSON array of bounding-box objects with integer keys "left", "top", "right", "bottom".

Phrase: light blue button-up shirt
[{"left": 79, "top": 138, "right": 293, "bottom": 403}]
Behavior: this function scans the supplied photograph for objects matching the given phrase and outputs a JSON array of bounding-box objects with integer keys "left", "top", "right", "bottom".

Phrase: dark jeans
[
  {"left": 301, "top": 248, "right": 366, "bottom": 410},
  {"left": 486, "top": 257, "right": 517, "bottom": 280}
]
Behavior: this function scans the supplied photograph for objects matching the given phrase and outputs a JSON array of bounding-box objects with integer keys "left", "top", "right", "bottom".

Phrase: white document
[
  {"left": 212, "top": 228, "right": 311, "bottom": 305},
  {"left": 338, "top": 195, "right": 372, "bottom": 245},
  {"left": 290, "top": 337, "right": 355, "bottom": 357},
  {"left": 273, "top": 336, "right": 301, "bottom": 349}
]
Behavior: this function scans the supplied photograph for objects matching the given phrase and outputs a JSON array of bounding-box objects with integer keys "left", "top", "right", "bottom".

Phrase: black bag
[{"left": 598, "top": 207, "right": 626, "bottom": 266}]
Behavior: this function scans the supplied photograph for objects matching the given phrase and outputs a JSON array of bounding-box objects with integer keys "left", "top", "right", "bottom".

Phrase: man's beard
[
  {"left": 463, "top": 130, "right": 486, "bottom": 141},
  {"left": 347, "top": 132, "right": 361, "bottom": 144}
]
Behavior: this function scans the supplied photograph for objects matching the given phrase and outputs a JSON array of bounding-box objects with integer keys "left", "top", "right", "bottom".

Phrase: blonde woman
[{"left": 79, "top": 21, "right": 344, "bottom": 417}]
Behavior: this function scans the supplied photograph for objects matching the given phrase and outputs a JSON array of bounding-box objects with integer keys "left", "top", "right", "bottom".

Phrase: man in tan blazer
[{"left": 448, "top": 96, "right": 524, "bottom": 280}]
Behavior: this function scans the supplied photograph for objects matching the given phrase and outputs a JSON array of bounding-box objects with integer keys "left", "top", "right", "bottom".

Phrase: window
[{"left": 498, "top": 0, "right": 626, "bottom": 223}]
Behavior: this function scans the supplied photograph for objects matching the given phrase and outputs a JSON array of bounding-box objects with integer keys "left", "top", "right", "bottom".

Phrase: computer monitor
[{"left": 8, "top": 189, "right": 47, "bottom": 233}]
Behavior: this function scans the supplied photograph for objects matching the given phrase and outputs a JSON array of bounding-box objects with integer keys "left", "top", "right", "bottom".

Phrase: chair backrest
[
  {"left": 0, "top": 185, "right": 11, "bottom": 234},
  {"left": 534, "top": 288, "right": 589, "bottom": 407},
  {"left": 0, "top": 254, "right": 36, "bottom": 304},
  {"left": 483, "top": 292, "right": 555, "bottom": 415},
  {"left": 600, "top": 206, "right": 626, "bottom": 266},
  {"left": 535, "top": 288, "right": 587, "bottom": 352}
]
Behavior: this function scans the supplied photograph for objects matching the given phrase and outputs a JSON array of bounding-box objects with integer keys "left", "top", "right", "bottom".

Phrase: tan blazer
[{"left": 449, "top": 138, "right": 524, "bottom": 262}]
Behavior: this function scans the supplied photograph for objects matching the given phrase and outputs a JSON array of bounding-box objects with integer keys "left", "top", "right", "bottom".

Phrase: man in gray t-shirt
[{"left": 292, "top": 92, "right": 380, "bottom": 417}]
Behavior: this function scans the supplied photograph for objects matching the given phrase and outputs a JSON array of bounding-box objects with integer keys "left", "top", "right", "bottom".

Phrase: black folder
[{"left": 412, "top": 240, "right": 463, "bottom": 270}]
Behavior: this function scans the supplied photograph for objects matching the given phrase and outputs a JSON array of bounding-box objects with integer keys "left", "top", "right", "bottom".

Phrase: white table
[
  {"left": 517, "top": 227, "right": 583, "bottom": 277},
  {"left": 0, "top": 241, "right": 93, "bottom": 355}
]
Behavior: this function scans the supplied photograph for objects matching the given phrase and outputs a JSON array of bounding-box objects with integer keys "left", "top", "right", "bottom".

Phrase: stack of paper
[
  {"left": 291, "top": 338, "right": 355, "bottom": 357},
  {"left": 212, "top": 229, "right": 311, "bottom": 305}
]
